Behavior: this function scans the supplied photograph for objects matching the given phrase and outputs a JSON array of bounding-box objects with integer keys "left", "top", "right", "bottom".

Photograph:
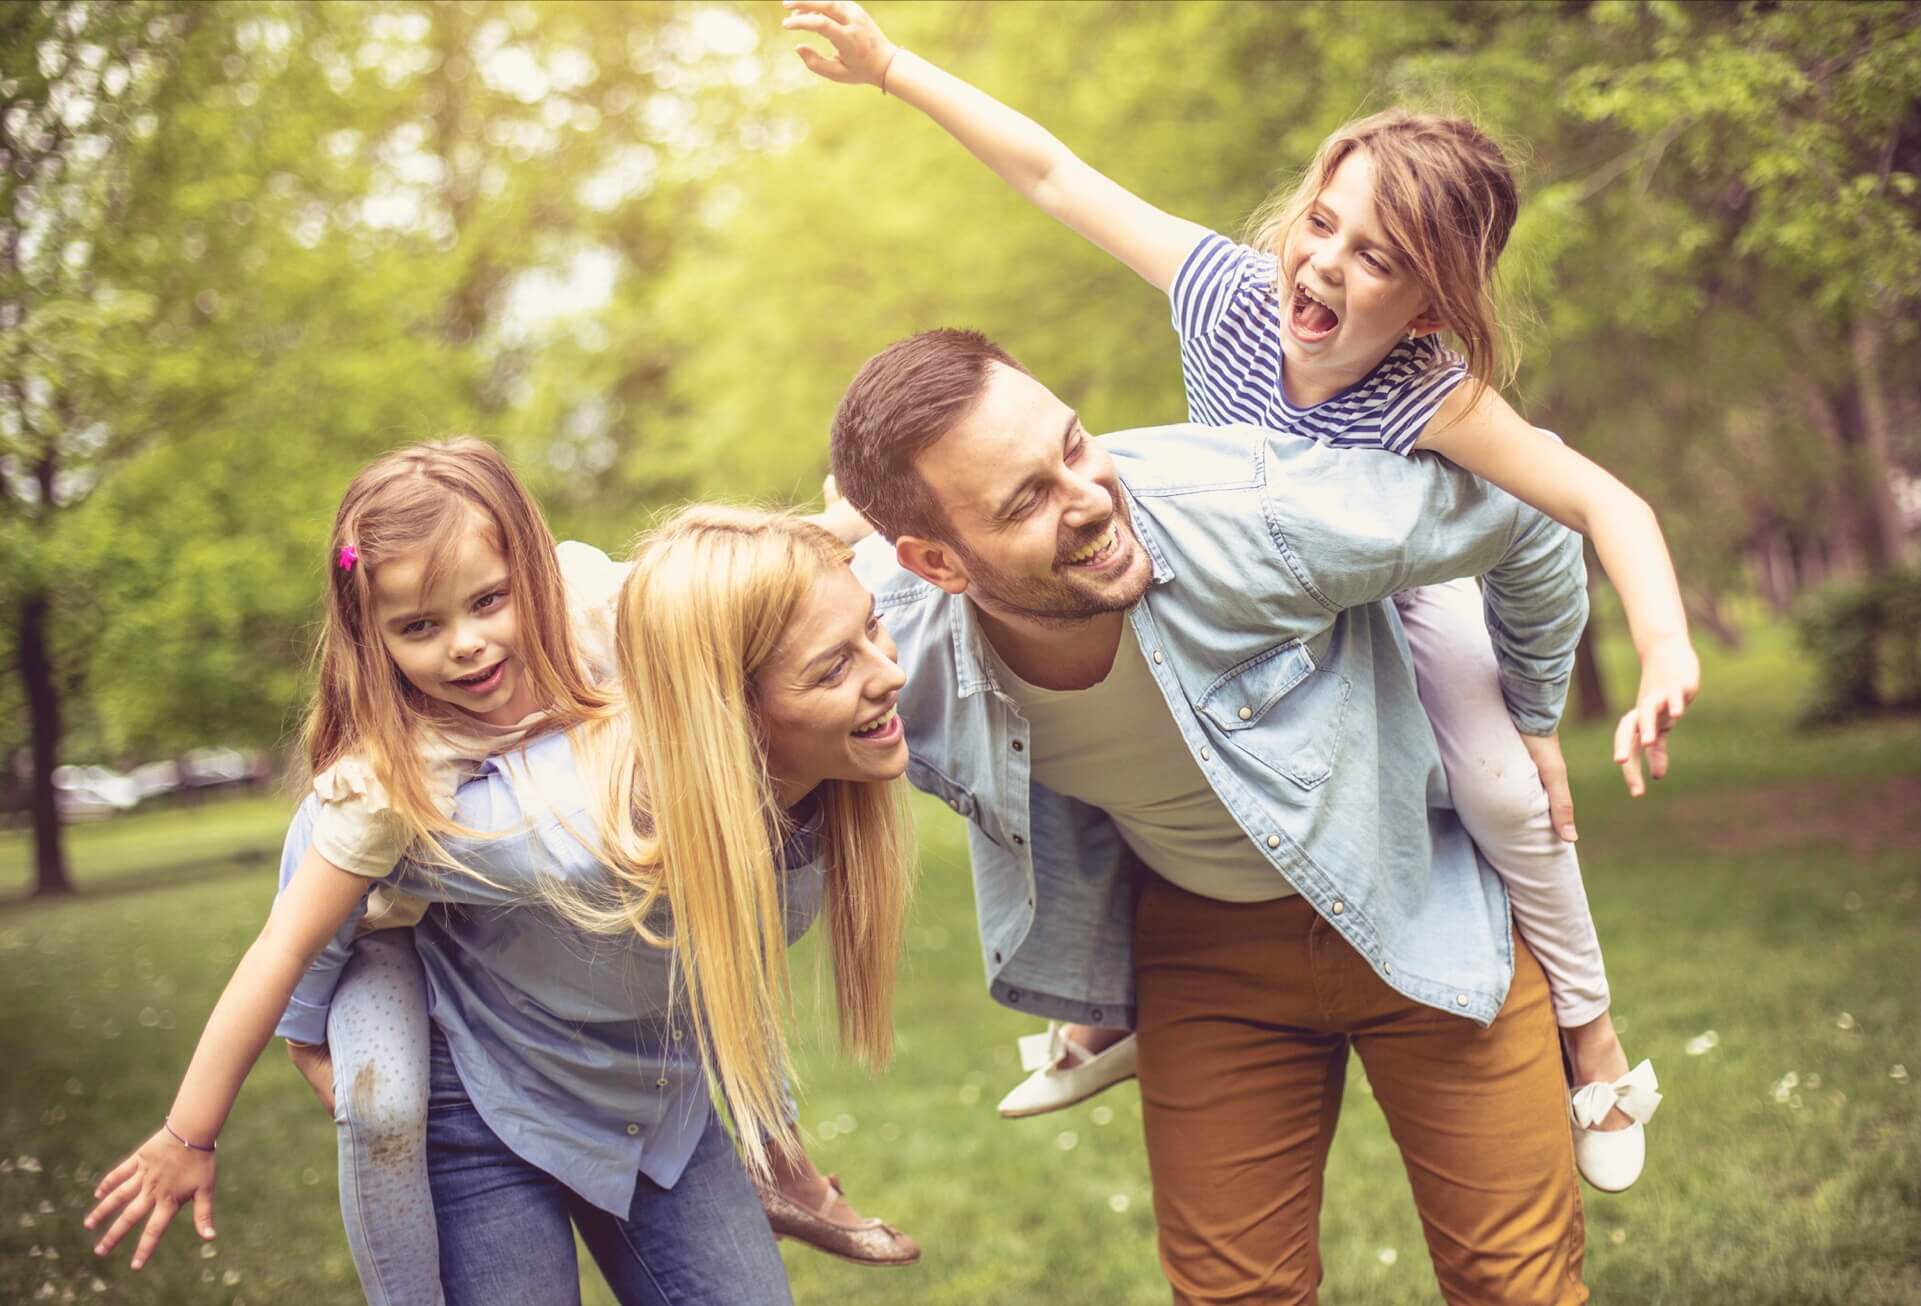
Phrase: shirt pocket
[
  {"left": 1194, "top": 639, "right": 1352, "bottom": 789},
  {"left": 908, "top": 757, "right": 1002, "bottom": 849}
]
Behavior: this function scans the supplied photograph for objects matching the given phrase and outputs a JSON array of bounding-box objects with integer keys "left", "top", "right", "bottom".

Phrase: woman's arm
[
  {"left": 783, "top": 0, "right": 1209, "bottom": 292},
  {"left": 84, "top": 847, "right": 369, "bottom": 1269},
  {"left": 1419, "top": 384, "right": 1702, "bottom": 796}
]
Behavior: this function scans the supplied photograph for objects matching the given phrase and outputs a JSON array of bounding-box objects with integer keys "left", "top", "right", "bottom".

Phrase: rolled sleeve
[{"left": 273, "top": 798, "right": 368, "bottom": 1043}]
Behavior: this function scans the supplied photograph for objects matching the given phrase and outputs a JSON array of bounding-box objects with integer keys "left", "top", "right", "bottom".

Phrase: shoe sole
[{"left": 773, "top": 1233, "right": 922, "bottom": 1267}]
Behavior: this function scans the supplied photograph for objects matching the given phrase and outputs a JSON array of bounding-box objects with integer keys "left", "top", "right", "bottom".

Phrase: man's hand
[
  {"left": 286, "top": 1040, "right": 336, "bottom": 1116},
  {"left": 85, "top": 1130, "right": 217, "bottom": 1270},
  {"left": 784, "top": 0, "right": 897, "bottom": 88},
  {"left": 1615, "top": 634, "right": 1699, "bottom": 797},
  {"left": 1519, "top": 730, "right": 1578, "bottom": 843}
]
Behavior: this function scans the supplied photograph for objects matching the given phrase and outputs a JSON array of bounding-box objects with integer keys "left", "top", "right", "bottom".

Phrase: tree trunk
[
  {"left": 20, "top": 590, "right": 72, "bottom": 897},
  {"left": 1849, "top": 311, "right": 1909, "bottom": 570},
  {"left": 1573, "top": 621, "right": 1610, "bottom": 723}
]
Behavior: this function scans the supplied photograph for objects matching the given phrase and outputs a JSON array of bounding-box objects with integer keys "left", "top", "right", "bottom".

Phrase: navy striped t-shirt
[{"left": 1170, "top": 232, "right": 1468, "bottom": 456}]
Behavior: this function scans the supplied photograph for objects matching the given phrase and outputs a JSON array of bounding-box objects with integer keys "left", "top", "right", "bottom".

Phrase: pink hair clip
[{"left": 337, "top": 544, "right": 359, "bottom": 572}]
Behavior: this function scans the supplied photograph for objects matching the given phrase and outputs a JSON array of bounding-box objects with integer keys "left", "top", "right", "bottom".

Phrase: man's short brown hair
[{"left": 829, "top": 329, "right": 1030, "bottom": 543}]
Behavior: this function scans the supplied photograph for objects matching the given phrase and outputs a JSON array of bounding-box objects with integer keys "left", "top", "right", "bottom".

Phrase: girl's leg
[
  {"left": 1394, "top": 581, "right": 1628, "bottom": 1090},
  {"left": 422, "top": 1028, "right": 583, "bottom": 1306},
  {"left": 327, "top": 929, "right": 445, "bottom": 1306},
  {"left": 572, "top": 1109, "right": 794, "bottom": 1306}
]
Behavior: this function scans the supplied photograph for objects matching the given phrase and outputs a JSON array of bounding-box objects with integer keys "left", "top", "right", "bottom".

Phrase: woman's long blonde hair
[
  {"left": 566, "top": 505, "right": 913, "bottom": 1180},
  {"left": 303, "top": 438, "right": 616, "bottom": 868},
  {"left": 1249, "top": 109, "right": 1521, "bottom": 405}
]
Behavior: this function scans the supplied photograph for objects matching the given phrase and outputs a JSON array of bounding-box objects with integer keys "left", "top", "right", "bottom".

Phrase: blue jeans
[{"left": 425, "top": 1029, "right": 793, "bottom": 1306}]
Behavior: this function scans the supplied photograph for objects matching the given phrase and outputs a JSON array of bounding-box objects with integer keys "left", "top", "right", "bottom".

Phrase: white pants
[{"left": 1396, "top": 578, "right": 1611, "bottom": 1027}]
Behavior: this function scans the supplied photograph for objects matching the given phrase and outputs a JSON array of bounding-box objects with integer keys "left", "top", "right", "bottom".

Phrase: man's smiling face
[{"left": 909, "top": 363, "right": 1153, "bottom": 625}]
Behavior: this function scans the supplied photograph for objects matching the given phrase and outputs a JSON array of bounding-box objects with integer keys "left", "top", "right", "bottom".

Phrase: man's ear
[{"left": 896, "top": 535, "right": 971, "bottom": 595}]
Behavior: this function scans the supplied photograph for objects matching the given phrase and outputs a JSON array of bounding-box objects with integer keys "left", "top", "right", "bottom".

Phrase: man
[{"left": 833, "top": 328, "right": 1591, "bottom": 1304}]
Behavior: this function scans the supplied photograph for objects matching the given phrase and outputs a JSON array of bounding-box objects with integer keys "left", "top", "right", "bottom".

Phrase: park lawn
[{"left": 4, "top": 621, "right": 1917, "bottom": 1305}]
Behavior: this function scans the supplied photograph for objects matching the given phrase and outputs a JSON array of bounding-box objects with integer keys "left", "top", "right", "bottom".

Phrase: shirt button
[
  {"left": 1199, "top": 747, "right": 1211, "bottom": 761},
  {"left": 1011, "top": 740, "right": 1024, "bottom": 752},
  {"left": 626, "top": 1123, "right": 640, "bottom": 1136},
  {"left": 1012, "top": 833, "right": 1025, "bottom": 845},
  {"left": 1152, "top": 650, "right": 1164, "bottom": 665},
  {"left": 1383, "top": 962, "right": 1393, "bottom": 976},
  {"left": 1007, "top": 989, "right": 1021, "bottom": 1003},
  {"left": 1455, "top": 994, "right": 1470, "bottom": 1008},
  {"left": 1330, "top": 900, "right": 1344, "bottom": 915},
  {"left": 1238, "top": 706, "right": 1253, "bottom": 721},
  {"left": 1266, "top": 835, "right": 1281, "bottom": 849},
  {"left": 656, "top": 1076, "right": 670, "bottom": 1088},
  {"left": 671, "top": 1028, "right": 683, "bottom": 1041},
  {"left": 1090, "top": 1008, "right": 1104, "bottom": 1022}
]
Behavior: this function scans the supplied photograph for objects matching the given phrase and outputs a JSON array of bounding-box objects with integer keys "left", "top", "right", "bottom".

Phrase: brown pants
[{"left": 1136, "top": 875, "right": 1587, "bottom": 1305}]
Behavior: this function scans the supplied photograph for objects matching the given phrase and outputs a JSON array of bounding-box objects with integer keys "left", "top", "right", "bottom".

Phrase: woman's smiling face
[
  {"left": 1277, "top": 148, "right": 1439, "bottom": 404},
  {"left": 754, "top": 562, "right": 908, "bottom": 805}
]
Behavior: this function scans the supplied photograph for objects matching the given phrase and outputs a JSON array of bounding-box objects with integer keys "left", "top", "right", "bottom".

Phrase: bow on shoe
[
  {"left": 1018, "top": 1022, "right": 1070, "bottom": 1074},
  {"left": 1570, "top": 1058, "right": 1663, "bottom": 1129}
]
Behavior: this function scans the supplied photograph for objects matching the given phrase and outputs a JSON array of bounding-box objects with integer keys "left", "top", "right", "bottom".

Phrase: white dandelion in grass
[
  {"left": 19, "top": 1156, "right": 42, "bottom": 1173},
  {"left": 1610, "top": 1229, "right": 1627, "bottom": 1245},
  {"left": 1771, "top": 1071, "right": 1800, "bottom": 1105},
  {"left": 223, "top": 1269, "right": 243, "bottom": 1286},
  {"left": 1892, "top": 1065, "right": 1910, "bottom": 1083},
  {"left": 1108, "top": 1193, "right": 1130, "bottom": 1213},
  {"left": 1684, "top": 1030, "right": 1720, "bottom": 1056},
  {"left": 90, "top": 1279, "right": 106, "bottom": 1294},
  {"left": 1836, "top": 1012, "right": 1857, "bottom": 1031},
  {"left": 1376, "top": 1247, "right": 1398, "bottom": 1266},
  {"left": 200, "top": 1241, "right": 218, "bottom": 1259}
]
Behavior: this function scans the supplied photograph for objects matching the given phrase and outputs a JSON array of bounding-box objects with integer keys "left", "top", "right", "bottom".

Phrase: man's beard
[{"left": 957, "top": 489, "right": 1151, "bottom": 628}]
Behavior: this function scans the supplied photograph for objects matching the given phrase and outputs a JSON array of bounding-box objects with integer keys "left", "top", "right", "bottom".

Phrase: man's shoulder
[{"left": 1105, "top": 421, "right": 1268, "bottom": 496}]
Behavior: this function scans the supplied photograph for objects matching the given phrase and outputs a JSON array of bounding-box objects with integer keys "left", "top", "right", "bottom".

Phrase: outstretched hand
[
  {"left": 1614, "top": 634, "right": 1700, "bottom": 796},
  {"left": 783, "top": 0, "right": 897, "bottom": 87},
  {"left": 84, "top": 1129, "right": 218, "bottom": 1270}
]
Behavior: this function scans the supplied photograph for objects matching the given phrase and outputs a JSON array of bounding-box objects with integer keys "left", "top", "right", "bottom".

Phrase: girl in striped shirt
[{"left": 787, "top": 0, "right": 1697, "bottom": 1192}]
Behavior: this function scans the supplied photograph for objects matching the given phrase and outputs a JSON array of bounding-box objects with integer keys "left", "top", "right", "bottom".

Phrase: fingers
[
  {"left": 129, "top": 1196, "right": 181, "bottom": 1270},
  {"left": 1613, "top": 709, "right": 1646, "bottom": 798},
  {"left": 794, "top": 44, "right": 854, "bottom": 83},
  {"left": 1646, "top": 731, "right": 1671, "bottom": 781},
  {"left": 1542, "top": 763, "right": 1578, "bottom": 843},
  {"left": 84, "top": 1171, "right": 141, "bottom": 1233},
  {"left": 92, "top": 1155, "right": 137, "bottom": 1201},
  {"left": 93, "top": 1187, "right": 153, "bottom": 1260},
  {"left": 192, "top": 1185, "right": 217, "bottom": 1241}
]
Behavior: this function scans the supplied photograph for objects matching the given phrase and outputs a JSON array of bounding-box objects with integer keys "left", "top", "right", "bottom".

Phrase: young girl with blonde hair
[
  {"left": 788, "top": 0, "right": 1693, "bottom": 1191},
  {"left": 84, "top": 447, "right": 915, "bottom": 1299}
]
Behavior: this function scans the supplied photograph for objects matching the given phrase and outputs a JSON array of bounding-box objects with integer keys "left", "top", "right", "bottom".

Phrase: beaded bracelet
[{"left": 162, "top": 1117, "right": 217, "bottom": 1153}]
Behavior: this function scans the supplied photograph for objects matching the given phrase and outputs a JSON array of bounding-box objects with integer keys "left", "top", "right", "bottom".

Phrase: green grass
[{"left": 4, "top": 622, "right": 1917, "bottom": 1305}]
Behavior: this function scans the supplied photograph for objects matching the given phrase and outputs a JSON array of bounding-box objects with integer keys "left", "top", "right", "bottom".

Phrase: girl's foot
[
  {"left": 996, "top": 1022, "right": 1138, "bottom": 1118},
  {"left": 1562, "top": 1012, "right": 1663, "bottom": 1192},
  {"left": 759, "top": 1147, "right": 920, "bottom": 1266}
]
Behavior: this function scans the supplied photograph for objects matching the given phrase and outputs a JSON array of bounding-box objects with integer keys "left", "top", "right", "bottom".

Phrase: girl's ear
[{"left": 1406, "top": 307, "right": 1447, "bottom": 339}]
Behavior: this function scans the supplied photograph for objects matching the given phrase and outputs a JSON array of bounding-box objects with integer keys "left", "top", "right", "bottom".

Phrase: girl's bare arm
[{"left": 784, "top": 0, "right": 1209, "bottom": 292}]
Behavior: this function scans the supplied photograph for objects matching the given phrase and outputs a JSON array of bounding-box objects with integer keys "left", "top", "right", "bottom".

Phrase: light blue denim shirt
[
  {"left": 855, "top": 421, "right": 1586, "bottom": 1030},
  {"left": 274, "top": 730, "right": 825, "bottom": 1216}
]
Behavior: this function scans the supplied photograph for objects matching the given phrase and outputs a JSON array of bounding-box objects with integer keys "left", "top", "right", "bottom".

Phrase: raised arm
[
  {"left": 1419, "top": 384, "right": 1701, "bottom": 794},
  {"left": 783, "top": 0, "right": 1208, "bottom": 292}
]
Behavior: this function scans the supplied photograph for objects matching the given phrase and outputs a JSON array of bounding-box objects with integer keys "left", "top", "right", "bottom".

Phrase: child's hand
[
  {"left": 1614, "top": 634, "right": 1700, "bottom": 797},
  {"left": 1519, "top": 730, "right": 1579, "bottom": 843},
  {"left": 286, "top": 1039, "right": 337, "bottom": 1115},
  {"left": 783, "top": 0, "right": 898, "bottom": 88},
  {"left": 85, "top": 1129, "right": 218, "bottom": 1269}
]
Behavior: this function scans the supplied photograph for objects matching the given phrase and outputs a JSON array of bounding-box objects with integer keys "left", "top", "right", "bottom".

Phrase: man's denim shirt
[
  {"left": 855, "top": 421, "right": 1586, "bottom": 1030},
  {"left": 273, "top": 731, "right": 825, "bottom": 1216}
]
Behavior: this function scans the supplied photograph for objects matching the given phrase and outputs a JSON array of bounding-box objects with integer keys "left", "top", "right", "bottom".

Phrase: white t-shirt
[
  {"left": 984, "top": 626, "right": 1296, "bottom": 904},
  {"left": 309, "top": 540, "right": 628, "bottom": 927}
]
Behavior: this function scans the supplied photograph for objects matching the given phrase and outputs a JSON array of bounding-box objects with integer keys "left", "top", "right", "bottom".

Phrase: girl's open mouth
[
  {"left": 450, "top": 661, "right": 506, "bottom": 695},
  {"left": 1289, "top": 284, "right": 1339, "bottom": 343}
]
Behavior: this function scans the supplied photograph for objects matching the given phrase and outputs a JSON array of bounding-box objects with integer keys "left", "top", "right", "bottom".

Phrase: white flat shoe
[
  {"left": 1570, "top": 1058, "right": 1662, "bottom": 1192},
  {"left": 996, "top": 1023, "right": 1139, "bottom": 1119}
]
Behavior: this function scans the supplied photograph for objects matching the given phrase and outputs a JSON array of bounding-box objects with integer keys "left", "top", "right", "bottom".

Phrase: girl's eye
[
  {"left": 1308, "top": 214, "right": 1331, "bottom": 233},
  {"left": 475, "top": 589, "right": 508, "bottom": 613},
  {"left": 402, "top": 619, "right": 433, "bottom": 637},
  {"left": 1066, "top": 436, "right": 1086, "bottom": 462},
  {"left": 1363, "top": 253, "right": 1391, "bottom": 274},
  {"left": 821, "top": 657, "right": 851, "bottom": 685}
]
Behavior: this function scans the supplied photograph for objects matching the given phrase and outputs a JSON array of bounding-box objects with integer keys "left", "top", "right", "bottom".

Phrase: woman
[{"left": 297, "top": 504, "right": 915, "bottom": 1304}]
